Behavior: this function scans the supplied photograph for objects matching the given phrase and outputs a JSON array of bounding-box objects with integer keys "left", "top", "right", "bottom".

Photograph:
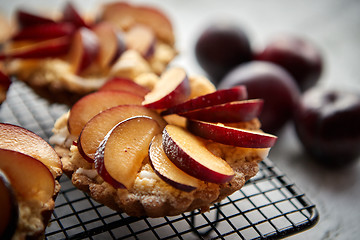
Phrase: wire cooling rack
[{"left": 0, "top": 80, "right": 319, "bottom": 240}]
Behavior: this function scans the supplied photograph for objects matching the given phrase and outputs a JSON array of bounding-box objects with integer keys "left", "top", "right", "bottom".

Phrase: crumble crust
[
  {"left": 53, "top": 112, "right": 265, "bottom": 217},
  {"left": 12, "top": 181, "right": 60, "bottom": 240}
]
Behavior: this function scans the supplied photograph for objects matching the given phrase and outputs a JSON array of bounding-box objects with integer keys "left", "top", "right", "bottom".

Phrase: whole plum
[
  {"left": 219, "top": 61, "right": 301, "bottom": 134},
  {"left": 195, "top": 22, "right": 252, "bottom": 84},
  {"left": 294, "top": 87, "right": 360, "bottom": 167},
  {"left": 256, "top": 34, "right": 323, "bottom": 91}
]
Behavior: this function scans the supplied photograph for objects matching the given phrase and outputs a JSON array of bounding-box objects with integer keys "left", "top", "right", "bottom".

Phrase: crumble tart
[
  {"left": 0, "top": 123, "right": 62, "bottom": 240},
  {"left": 50, "top": 71, "right": 275, "bottom": 217},
  {"left": 0, "top": 1, "right": 177, "bottom": 105}
]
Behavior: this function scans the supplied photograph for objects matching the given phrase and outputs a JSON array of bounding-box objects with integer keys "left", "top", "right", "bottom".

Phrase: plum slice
[
  {"left": 187, "top": 119, "right": 277, "bottom": 148},
  {"left": 93, "top": 22, "right": 126, "bottom": 68},
  {"left": 99, "top": 77, "right": 150, "bottom": 97},
  {"left": 11, "top": 22, "right": 75, "bottom": 41},
  {"left": 125, "top": 24, "right": 156, "bottom": 58},
  {"left": 62, "top": 2, "right": 89, "bottom": 29},
  {"left": 161, "top": 86, "right": 248, "bottom": 116},
  {"left": 162, "top": 125, "right": 234, "bottom": 184},
  {"left": 0, "top": 149, "right": 55, "bottom": 203},
  {"left": 68, "top": 90, "right": 143, "bottom": 136},
  {"left": 94, "top": 116, "right": 161, "bottom": 189},
  {"left": 142, "top": 67, "right": 190, "bottom": 109},
  {"left": 178, "top": 99, "right": 263, "bottom": 123},
  {"left": 149, "top": 134, "right": 199, "bottom": 192},
  {"left": 16, "top": 9, "right": 55, "bottom": 29},
  {"left": 68, "top": 27, "right": 99, "bottom": 74},
  {"left": 0, "top": 36, "right": 71, "bottom": 60}
]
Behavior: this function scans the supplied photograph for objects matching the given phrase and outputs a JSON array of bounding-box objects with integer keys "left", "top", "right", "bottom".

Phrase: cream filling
[
  {"left": 138, "top": 169, "right": 160, "bottom": 180},
  {"left": 49, "top": 125, "right": 74, "bottom": 148},
  {"left": 75, "top": 168, "right": 98, "bottom": 179}
]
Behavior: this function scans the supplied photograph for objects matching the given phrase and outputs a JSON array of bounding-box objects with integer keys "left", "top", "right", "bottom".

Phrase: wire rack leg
[{"left": 189, "top": 204, "right": 221, "bottom": 238}]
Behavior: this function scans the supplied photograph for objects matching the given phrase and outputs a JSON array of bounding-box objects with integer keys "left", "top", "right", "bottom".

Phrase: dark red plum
[
  {"left": 219, "top": 61, "right": 301, "bottom": 134},
  {"left": 195, "top": 23, "right": 252, "bottom": 84},
  {"left": 0, "top": 170, "right": 18, "bottom": 240},
  {"left": 256, "top": 34, "right": 323, "bottom": 91},
  {"left": 294, "top": 87, "right": 360, "bottom": 167}
]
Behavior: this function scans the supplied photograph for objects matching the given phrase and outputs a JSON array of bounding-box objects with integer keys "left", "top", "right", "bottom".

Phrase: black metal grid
[{"left": 0, "top": 80, "right": 319, "bottom": 240}]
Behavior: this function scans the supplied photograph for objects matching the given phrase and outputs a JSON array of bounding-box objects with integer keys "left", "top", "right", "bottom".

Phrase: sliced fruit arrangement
[
  {"left": 78, "top": 105, "right": 167, "bottom": 162},
  {"left": 0, "top": 3, "right": 92, "bottom": 74},
  {"left": 0, "top": 1, "right": 175, "bottom": 77},
  {"left": 0, "top": 123, "right": 61, "bottom": 239},
  {"left": 66, "top": 66, "right": 276, "bottom": 193}
]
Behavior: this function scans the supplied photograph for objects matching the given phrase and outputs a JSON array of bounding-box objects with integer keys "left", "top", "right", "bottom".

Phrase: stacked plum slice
[
  {"left": 68, "top": 67, "right": 277, "bottom": 193},
  {"left": 0, "top": 123, "right": 62, "bottom": 240}
]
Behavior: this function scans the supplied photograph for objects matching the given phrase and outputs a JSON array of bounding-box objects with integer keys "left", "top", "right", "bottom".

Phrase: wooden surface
[{"left": 1, "top": 0, "right": 359, "bottom": 239}]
